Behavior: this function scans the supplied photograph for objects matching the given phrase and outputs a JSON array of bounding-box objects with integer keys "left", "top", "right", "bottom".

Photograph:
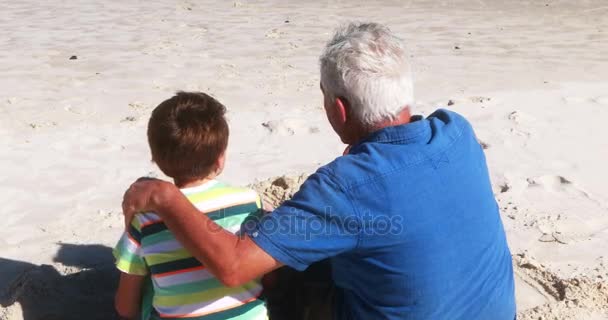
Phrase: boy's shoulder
[
  {"left": 208, "top": 181, "right": 258, "bottom": 196},
  {"left": 183, "top": 181, "right": 261, "bottom": 212},
  {"left": 129, "top": 182, "right": 261, "bottom": 228}
]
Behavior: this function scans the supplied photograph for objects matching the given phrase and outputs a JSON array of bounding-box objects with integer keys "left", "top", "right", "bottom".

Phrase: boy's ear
[{"left": 215, "top": 152, "right": 226, "bottom": 175}]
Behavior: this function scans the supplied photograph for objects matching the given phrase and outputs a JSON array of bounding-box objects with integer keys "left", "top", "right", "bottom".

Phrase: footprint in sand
[
  {"left": 563, "top": 96, "right": 608, "bottom": 105},
  {"left": 445, "top": 96, "right": 494, "bottom": 105},
  {"left": 469, "top": 96, "right": 492, "bottom": 104},
  {"left": 562, "top": 96, "right": 591, "bottom": 104},
  {"left": 507, "top": 110, "right": 536, "bottom": 125},
  {"left": 526, "top": 175, "right": 576, "bottom": 192},
  {"left": 261, "top": 119, "right": 320, "bottom": 136},
  {"left": 526, "top": 174, "right": 608, "bottom": 212},
  {"left": 265, "top": 28, "right": 285, "bottom": 39},
  {"left": 592, "top": 96, "right": 608, "bottom": 105},
  {"left": 64, "top": 104, "right": 97, "bottom": 117},
  {"left": 520, "top": 174, "right": 608, "bottom": 245},
  {"left": 507, "top": 110, "right": 535, "bottom": 139}
]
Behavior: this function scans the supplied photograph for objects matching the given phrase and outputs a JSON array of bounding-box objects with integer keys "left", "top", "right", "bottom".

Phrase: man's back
[
  {"left": 248, "top": 109, "right": 515, "bottom": 320},
  {"left": 325, "top": 109, "right": 515, "bottom": 319}
]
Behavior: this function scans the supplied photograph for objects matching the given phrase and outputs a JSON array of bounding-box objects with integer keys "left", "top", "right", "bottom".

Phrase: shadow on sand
[{"left": 0, "top": 243, "right": 119, "bottom": 320}]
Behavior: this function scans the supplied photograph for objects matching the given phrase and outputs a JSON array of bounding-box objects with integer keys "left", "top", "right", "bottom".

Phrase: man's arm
[
  {"left": 122, "top": 179, "right": 282, "bottom": 287},
  {"left": 115, "top": 273, "right": 144, "bottom": 320}
]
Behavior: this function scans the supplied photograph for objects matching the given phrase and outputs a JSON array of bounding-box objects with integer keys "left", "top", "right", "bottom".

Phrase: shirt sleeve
[
  {"left": 113, "top": 218, "right": 148, "bottom": 276},
  {"left": 245, "top": 169, "right": 360, "bottom": 271}
]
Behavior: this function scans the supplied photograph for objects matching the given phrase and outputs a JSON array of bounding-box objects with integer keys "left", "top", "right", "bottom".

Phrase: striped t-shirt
[{"left": 113, "top": 180, "right": 267, "bottom": 320}]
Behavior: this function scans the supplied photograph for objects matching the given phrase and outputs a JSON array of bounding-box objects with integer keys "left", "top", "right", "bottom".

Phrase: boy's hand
[{"left": 122, "top": 177, "right": 176, "bottom": 228}]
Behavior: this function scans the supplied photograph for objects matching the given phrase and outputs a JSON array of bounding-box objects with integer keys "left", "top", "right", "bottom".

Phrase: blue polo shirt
[{"left": 247, "top": 109, "right": 515, "bottom": 320}]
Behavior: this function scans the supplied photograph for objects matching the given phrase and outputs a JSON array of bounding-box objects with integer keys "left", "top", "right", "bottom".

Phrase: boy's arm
[
  {"left": 115, "top": 273, "right": 145, "bottom": 320},
  {"left": 113, "top": 216, "right": 149, "bottom": 319}
]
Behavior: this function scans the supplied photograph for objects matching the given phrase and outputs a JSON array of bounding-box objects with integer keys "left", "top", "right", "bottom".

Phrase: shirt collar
[
  {"left": 180, "top": 179, "right": 218, "bottom": 195},
  {"left": 356, "top": 115, "right": 432, "bottom": 147}
]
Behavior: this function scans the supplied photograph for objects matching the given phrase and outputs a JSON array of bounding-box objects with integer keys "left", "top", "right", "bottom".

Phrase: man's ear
[{"left": 335, "top": 97, "right": 349, "bottom": 125}]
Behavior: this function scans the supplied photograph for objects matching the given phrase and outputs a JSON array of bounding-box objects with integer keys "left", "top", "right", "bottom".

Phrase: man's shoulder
[
  {"left": 428, "top": 108, "right": 470, "bottom": 124},
  {"left": 285, "top": 164, "right": 353, "bottom": 207},
  {"left": 427, "top": 108, "right": 474, "bottom": 137},
  {"left": 313, "top": 154, "right": 374, "bottom": 192},
  {"left": 314, "top": 158, "right": 350, "bottom": 187},
  {"left": 320, "top": 109, "right": 477, "bottom": 189}
]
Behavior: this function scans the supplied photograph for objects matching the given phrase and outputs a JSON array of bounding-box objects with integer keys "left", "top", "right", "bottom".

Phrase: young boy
[{"left": 113, "top": 92, "right": 267, "bottom": 320}]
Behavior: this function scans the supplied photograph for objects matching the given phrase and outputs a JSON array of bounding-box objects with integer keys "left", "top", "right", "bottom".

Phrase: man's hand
[{"left": 121, "top": 177, "right": 176, "bottom": 228}]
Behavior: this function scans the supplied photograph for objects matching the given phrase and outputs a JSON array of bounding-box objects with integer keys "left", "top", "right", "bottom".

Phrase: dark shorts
[{"left": 263, "top": 259, "right": 334, "bottom": 320}]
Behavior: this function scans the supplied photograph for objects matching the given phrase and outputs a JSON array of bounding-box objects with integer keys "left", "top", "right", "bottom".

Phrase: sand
[{"left": 1, "top": 0, "right": 608, "bottom": 319}]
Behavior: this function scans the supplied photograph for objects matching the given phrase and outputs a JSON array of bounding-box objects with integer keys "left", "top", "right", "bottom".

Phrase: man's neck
[
  {"left": 348, "top": 107, "right": 412, "bottom": 145},
  {"left": 371, "top": 107, "right": 412, "bottom": 131}
]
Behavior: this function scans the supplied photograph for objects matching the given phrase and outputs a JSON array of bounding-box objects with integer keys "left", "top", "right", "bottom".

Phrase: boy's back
[{"left": 114, "top": 180, "right": 267, "bottom": 319}]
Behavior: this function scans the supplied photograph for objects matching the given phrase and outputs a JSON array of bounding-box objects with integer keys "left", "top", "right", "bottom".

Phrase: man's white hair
[{"left": 320, "top": 22, "right": 414, "bottom": 127}]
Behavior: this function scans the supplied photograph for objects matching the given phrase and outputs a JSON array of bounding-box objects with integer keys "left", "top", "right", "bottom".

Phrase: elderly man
[{"left": 122, "top": 23, "right": 516, "bottom": 319}]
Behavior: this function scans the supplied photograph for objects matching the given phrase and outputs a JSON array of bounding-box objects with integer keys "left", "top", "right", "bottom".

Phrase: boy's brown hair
[{"left": 147, "top": 91, "right": 229, "bottom": 183}]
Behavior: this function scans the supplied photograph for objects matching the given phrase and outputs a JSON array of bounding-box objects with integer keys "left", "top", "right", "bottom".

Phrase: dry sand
[{"left": 1, "top": 0, "right": 608, "bottom": 319}]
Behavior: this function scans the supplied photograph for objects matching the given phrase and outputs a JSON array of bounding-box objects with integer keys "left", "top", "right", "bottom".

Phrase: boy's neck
[{"left": 174, "top": 176, "right": 216, "bottom": 189}]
